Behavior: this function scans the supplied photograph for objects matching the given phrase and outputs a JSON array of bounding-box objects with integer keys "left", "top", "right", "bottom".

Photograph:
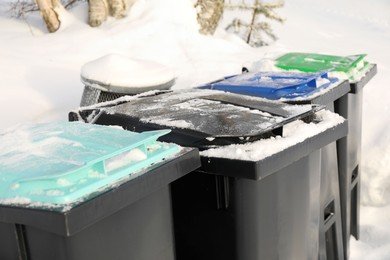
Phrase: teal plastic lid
[{"left": 0, "top": 122, "right": 179, "bottom": 207}]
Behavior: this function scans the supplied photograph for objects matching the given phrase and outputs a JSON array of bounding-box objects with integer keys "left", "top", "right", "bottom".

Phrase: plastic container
[
  {"left": 334, "top": 64, "right": 377, "bottom": 259},
  {"left": 0, "top": 122, "right": 200, "bottom": 260},
  {"left": 199, "top": 70, "right": 350, "bottom": 259},
  {"left": 72, "top": 89, "right": 348, "bottom": 260},
  {"left": 275, "top": 52, "right": 378, "bottom": 259}
]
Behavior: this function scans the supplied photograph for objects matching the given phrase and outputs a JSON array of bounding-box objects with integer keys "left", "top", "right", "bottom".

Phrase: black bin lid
[{"left": 76, "top": 90, "right": 322, "bottom": 149}]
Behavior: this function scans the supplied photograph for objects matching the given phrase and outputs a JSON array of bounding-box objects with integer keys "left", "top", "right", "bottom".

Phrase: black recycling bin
[
  {"left": 199, "top": 69, "right": 351, "bottom": 260},
  {"left": 0, "top": 122, "right": 200, "bottom": 260},
  {"left": 72, "top": 89, "right": 348, "bottom": 260}
]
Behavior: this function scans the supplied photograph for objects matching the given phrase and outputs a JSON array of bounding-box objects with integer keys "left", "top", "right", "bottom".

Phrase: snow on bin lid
[
  {"left": 85, "top": 90, "right": 322, "bottom": 149},
  {"left": 275, "top": 52, "right": 370, "bottom": 82},
  {"left": 80, "top": 54, "right": 176, "bottom": 94},
  {"left": 197, "top": 70, "right": 337, "bottom": 100},
  {"left": 0, "top": 122, "right": 179, "bottom": 208}
]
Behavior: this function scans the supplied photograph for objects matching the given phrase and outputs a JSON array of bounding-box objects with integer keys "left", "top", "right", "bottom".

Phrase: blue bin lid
[
  {"left": 198, "top": 70, "right": 338, "bottom": 100},
  {"left": 0, "top": 122, "right": 179, "bottom": 207}
]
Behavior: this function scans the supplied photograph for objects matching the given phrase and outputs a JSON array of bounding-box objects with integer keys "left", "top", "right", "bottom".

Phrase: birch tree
[
  {"left": 89, "top": 0, "right": 135, "bottom": 27},
  {"left": 10, "top": 0, "right": 226, "bottom": 34},
  {"left": 35, "top": 0, "right": 61, "bottom": 32},
  {"left": 195, "top": 0, "right": 224, "bottom": 35}
]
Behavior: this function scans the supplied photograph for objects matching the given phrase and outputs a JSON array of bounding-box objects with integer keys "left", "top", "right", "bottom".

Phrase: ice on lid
[{"left": 0, "top": 122, "right": 179, "bottom": 208}]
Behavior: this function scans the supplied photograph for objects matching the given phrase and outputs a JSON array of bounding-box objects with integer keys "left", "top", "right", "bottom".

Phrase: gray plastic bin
[
  {"left": 286, "top": 79, "right": 350, "bottom": 260},
  {"left": 72, "top": 90, "right": 348, "bottom": 260},
  {"left": 334, "top": 64, "right": 377, "bottom": 259},
  {"left": 199, "top": 70, "right": 352, "bottom": 260},
  {"left": 0, "top": 123, "right": 200, "bottom": 260}
]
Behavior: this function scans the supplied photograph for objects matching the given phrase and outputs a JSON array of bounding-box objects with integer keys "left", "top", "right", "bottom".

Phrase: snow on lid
[
  {"left": 0, "top": 123, "right": 179, "bottom": 210},
  {"left": 329, "top": 62, "right": 373, "bottom": 83},
  {"left": 200, "top": 110, "right": 345, "bottom": 161},
  {"left": 80, "top": 54, "right": 176, "bottom": 89},
  {"left": 278, "top": 78, "right": 343, "bottom": 102},
  {"left": 101, "top": 89, "right": 316, "bottom": 138}
]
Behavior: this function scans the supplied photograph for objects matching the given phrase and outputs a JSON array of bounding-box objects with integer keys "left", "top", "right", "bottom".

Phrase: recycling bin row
[
  {"left": 0, "top": 52, "right": 376, "bottom": 260},
  {"left": 0, "top": 89, "right": 347, "bottom": 260}
]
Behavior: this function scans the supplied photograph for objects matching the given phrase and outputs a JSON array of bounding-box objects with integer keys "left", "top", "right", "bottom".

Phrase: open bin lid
[
  {"left": 275, "top": 52, "right": 371, "bottom": 82},
  {"left": 0, "top": 122, "right": 179, "bottom": 208},
  {"left": 197, "top": 70, "right": 338, "bottom": 100},
  {"left": 73, "top": 90, "right": 323, "bottom": 150}
]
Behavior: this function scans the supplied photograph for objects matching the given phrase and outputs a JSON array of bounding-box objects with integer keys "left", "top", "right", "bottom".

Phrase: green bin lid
[
  {"left": 0, "top": 122, "right": 179, "bottom": 207},
  {"left": 275, "top": 52, "right": 370, "bottom": 81}
]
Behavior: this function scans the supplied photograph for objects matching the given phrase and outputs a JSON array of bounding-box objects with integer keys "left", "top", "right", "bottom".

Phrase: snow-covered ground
[{"left": 0, "top": 0, "right": 389, "bottom": 259}]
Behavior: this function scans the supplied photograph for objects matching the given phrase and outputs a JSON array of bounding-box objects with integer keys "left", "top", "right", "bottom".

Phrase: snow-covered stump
[{"left": 79, "top": 54, "right": 176, "bottom": 106}]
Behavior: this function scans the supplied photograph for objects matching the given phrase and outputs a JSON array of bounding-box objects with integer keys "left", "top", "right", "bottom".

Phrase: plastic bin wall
[
  {"left": 0, "top": 187, "right": 173, "bottom": 260},
  {"left": 335, "top": 89, "right": 363, "bottom": 260},
  {"left": 334, "top": 64, "right": 377, "bottom": 260},
  {"left": 299, "top": 100, "right": 345, "bottom": 260},
  {"left": 172, "top": 151, "right": 321, "bottom": 260}
]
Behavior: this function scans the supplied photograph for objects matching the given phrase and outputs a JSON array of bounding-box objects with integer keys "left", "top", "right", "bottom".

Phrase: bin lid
[
  {"left": 197, "top": 70, "right": 337, "bottom": 100},
  {"left": 275, "top": 52, "right": 370, "bottom": 81},
  {"left": 0, "top": 122, "right": 179, "bottom": 207},
  {"left": 77, "top": 90, "right": 322, "bottom": 149}
]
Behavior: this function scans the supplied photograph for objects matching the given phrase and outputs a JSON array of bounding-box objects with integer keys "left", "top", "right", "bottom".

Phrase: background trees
[{"left": 8, "top": 0, "right": 284, "bottom": 46}]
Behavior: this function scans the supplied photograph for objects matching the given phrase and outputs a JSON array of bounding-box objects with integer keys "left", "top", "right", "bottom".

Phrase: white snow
[
  {"left": 1, "top": 0, "right": 390, "bottom": 258},
  {"left": 200, "top": 110, "right": 344, "bottom": 161},
  {"left": 105, "top": 148, "right": 147, "bottom": 171},
  {"left": 81, "top": 54, "right": 176, "bottom": 89}
]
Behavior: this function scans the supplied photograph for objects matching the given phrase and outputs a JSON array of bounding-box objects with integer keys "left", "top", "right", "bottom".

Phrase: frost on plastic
[
  {"left": 0, "top": 123, "right": 180, "bottom": 212},
  {"left": 200, "top": 110, "right": 345, "bottom": 161}
]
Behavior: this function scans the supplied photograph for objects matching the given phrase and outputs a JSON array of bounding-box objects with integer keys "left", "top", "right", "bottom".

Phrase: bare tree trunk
[
  {"left": 109, "top": 0, "right": 125, "bottom": 18},
  {"left": 88, "top": 0, "right": 135, "bottom": 27},
  {"left": 195, "top": 0, "right": 224, "bottom": 35},
  {"left": 88, "top": 0, "right": 109, "bottom": 27},
  {"left": 35, "top": 0, "right": 61, "bottom": 32}
]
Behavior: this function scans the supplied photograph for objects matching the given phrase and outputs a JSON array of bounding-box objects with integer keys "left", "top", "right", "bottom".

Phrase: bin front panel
[
  {"left": 172, "top": 151, "right": 321, "bottom": 260},
  {"left": 235, "top": 151, "right": 321, "bottom": 260},
  {"left": 21, "top": 187, "right": 174, "bottom": 260}
]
